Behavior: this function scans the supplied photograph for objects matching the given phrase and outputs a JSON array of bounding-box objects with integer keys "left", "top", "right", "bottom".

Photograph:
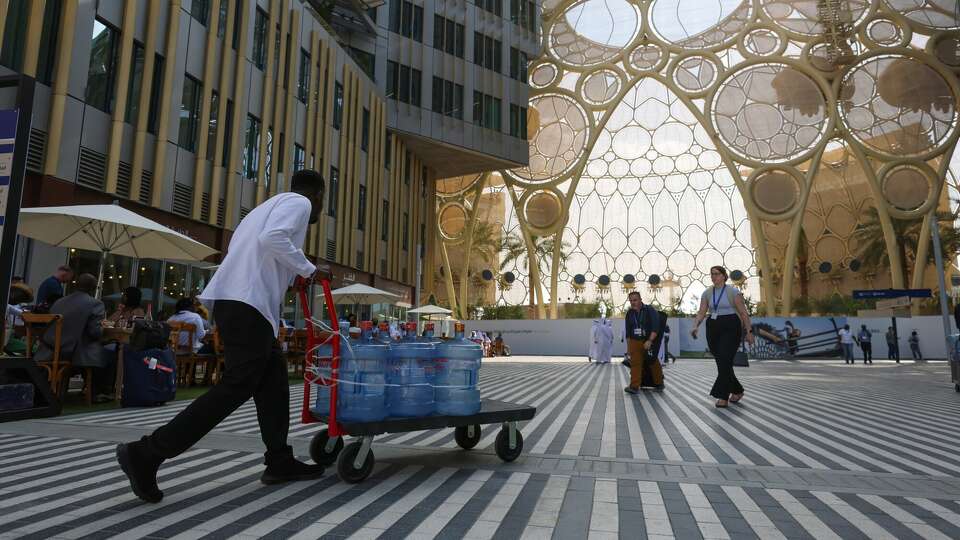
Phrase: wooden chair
[
  {"left": 290, "top": 329, "right": 308, "bottom": 376},
  {"left": 23, "top": 313, "right": 70, "bottom": 398},
  {"left": 211, "top": 328, "right": 225, "bottom": 384},
  {"left": 167, "top": 322, "right": 197, "bottom": 388}
]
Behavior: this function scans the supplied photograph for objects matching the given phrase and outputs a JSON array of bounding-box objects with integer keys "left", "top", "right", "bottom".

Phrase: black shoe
[
  {"left": 624, "top": 386, "right": 639, "bottom": 394},
  {"left": 621, "top": 359, "right": 631, "bottom": 368},
  {"left": 653, "top": 384, "right": 665, "bottom": 392},
  {"left": 116, "top": 439, "right": 164, "bottom": 503},
  {"left": 261, "top": 457, "right": 325, "bottom": 485}
]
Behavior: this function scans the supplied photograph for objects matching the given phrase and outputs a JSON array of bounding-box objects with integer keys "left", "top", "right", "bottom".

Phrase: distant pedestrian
[
  {"left": 909, "top": 331, "right": 922, "bottom": 360},
  {"left": 885, "top": 326, "right": 899, "bottom": 363},
  {"left": 857, "top": 325, "right": 872, "bottom": 364},
  {"left": 690, "top": 266, "right": 754, "bottom": 408},
  {"left": 36, "top": 265, "right": 73, "bottom": 306},
  {"left": 623, "top": 291, "right": 661, "bottom": 393},
  {"left": 838, "top": 324, "right": 855, "bottom": 364}
]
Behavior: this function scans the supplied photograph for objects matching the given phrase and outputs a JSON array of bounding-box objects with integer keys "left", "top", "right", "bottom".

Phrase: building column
[
  {"left": 191, "top": 0, "right": 223, "bottom": 219},
  {"left": 129, "top": 0, "right": 162, "bottom": 203},
  {"left": 149, "top": 0, "right": 184, "bottom": 207},
  {"left": 20, "top": 0, "right": 46, "bottom": 77},
  {"left": 209, "top": 0, "right": 237, "bottom": 226},
  {"left": 105, "top": 0, "right": 138, "bottom": 195},
  {"left": 42, "top": 0, "right": 77, "bottom": 177}
]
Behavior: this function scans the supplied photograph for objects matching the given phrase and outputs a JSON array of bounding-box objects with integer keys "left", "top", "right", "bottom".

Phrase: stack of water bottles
[{"left": 312, "top": 320, "right": 482, "bottom": 420}]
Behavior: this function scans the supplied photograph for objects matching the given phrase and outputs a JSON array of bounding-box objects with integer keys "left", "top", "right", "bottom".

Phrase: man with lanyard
[
  {"left": 116, "top": 170, "right": 328, "bottom": 504},
  {"left": 624, "top": 291, "right": 660, "bottom": 393}
]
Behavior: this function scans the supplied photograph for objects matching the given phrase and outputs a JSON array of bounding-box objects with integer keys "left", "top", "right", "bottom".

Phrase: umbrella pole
[{"left": 95, "top": 250, "right": 108, "bottom": 299}]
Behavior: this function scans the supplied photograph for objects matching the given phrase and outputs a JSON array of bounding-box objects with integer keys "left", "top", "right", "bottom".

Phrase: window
[
  {"left": 510, "top": 47, "right": 519, "bottom": 80},
  {"left": 402, "top": 212, "right": 409, "bottom": 251},
  {"left": 404, "top": 151, "right": 412, "bottom": 184},
  {"left": 493, "top": 98, "right": 502, "bottom": 131},
  {"left": 36, "top": 0, "right": 62, "bottom": 84},
  {"left": 389, "top": 0, "right": 401, "bottom": 33},
  {"left": 494, "top": 40, "right": 502, "bottom": 73},
  {"left": 511, "top": 0, "right": 520, "bottom": 24},
  {"left": 411, "top": 69, "right": 422, "bottom": 107},
  {"left": 178, "top": 75, "right": 202, "bottom": 151},
  {"left": 232, "top": 0, "right": 242, "bottom": 48},
  {"left": 297, "top": 48, "right": 310, "bottom": 103},
  {"left": 349, "top": 47, "right": 376, "bottom": 81},
  {"left": 421, "top": 166, "right": 427, "bottom": 196},
  {"left": 361, "top": 108, "right": 370, "bottom": 152},
  {"left": 398, "top": 66, "right": 410, "bottom": 103},
  {"left": 443, "top": 80, "right": 454, "bottom": 116},
  {"left": 381, "top": 200, "right": 389, "bottom": 241},
  {"left": 333, "top": 82, "right": 343, "bottom": 129},
  {"left": 475, "top": 92, "right": 502, "bottom": 131},
  {"left": 401, "top": 2, "right": 412, "bottom": 37},
  {"left": 294, "top": 143, "right": 305, "bottom": 171},
  {"left": 519, "top": 51, "right": 528, "bottom": 82},
  {"left": 484, "top": 94, "right": 494, "bottom": 129},
  {"left": 125, "top": 42, "right": 146, "bottom": 123},
  {"left": 412, "top": 6, "right": 423, "bottom": 42},
  {"left": 147, "top": 54, "right": 165, "bottom": 134},
  {"left": 191, "top": 0, "right": 210, "bottom": 25},
  {"left": 484, "top": 36, "right": 494, "bottom": 70},
  {"left": 386, "top": 61, "right": 398, "bottom": 99},
  {"left": 420, "top": 223, "right": 426, "bottom": 256},
  {"left": 277, "top": 132, "right": 284, "bottom": 172},
  {"left": 253, "top": 8, "right": 268, "bottom": 69},
  {"left": 222, "top": 99, "right": 234, "bottom": 166},
  {"left": 328, "top": 166, "right": 339, "bottom": 217},
  {"left": 520, "top": 105, "right": 528, "bottom": 139},
  {"left": 445, "top": 19, "right": 455, "bottom": 55},
  {"left": 217, "top": 0, "right": 228, "bottom": 37},
  {"left": 243, "top": 114, "right": 261, "bottom": 179},
  {"left": 433, "top": 15, "right": 444, "bottom": 49},
  {"left": 282, "top": 30, "right": 290, "bottom": 89},
  {"left": 0, "top": 1, "right": 28, "bottom": 70},
  {"left": 453, "top": 84, "right": 463, "bottom": 119},
  {"left": 86, "top": 18, "right": 120, "bottom": 113},
  {"left": 207, "top": 90, "right": 219, "bottom": 155},
  {"left": 431, "top": 77, "right": 442, "bottom": 113},
  {"left": 473, "top": 32, "right": 482, "bottom": 65},
  {"left": 473, "top": 91, "right": 482, "bottom": 124},
  {"left": 385, "top": 132, "right": 392, "bottom": 169},
  {"left": 358, "top": 185, "right": 367, "bottom": 231},
  {"left": 455, "top": 24, "right": 465, "bottom": 58}
]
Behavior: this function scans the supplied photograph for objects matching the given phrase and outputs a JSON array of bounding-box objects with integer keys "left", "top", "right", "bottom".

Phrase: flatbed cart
[{"left": 297, "top": 280, "right": 536, "bottom": 483}]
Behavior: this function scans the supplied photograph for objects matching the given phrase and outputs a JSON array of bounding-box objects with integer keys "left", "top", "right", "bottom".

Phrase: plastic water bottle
[
  {"left": 386, "top": 322, "right": 435, "bottom": 417},
  {"left": 338, "top": 321, "right": 388, "bottom": 422},
  {"left": 435, "top": 322, "right": 482, "bottom": 415}
]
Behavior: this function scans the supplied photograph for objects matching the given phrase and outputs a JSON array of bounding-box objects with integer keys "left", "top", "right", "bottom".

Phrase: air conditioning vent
[
  {"left": 326, "top": 240, "right": 336, "bottom": 260},
  {"left": 200, "top": 192, "right": 211, "bottom": 222},
  {"left": 26, "top": 128, "right": 45, "bottom": 173},
  {"left": 172, "top": 183, "right": 192, "bottom": 217},
  {"left": 77, "top": 147, "right": 106, "bottom": 190},
  {"left": 239, "top": 206, "right": 250, "bottom": 220},
  {"left": 116, "top": 161, "right": 132, "bottom": 198},
  {"left": 139, "top": 170, "right": 153, "bottom": 204},
  {"left": 217, "top": 199, "right": 225, "bottom": 226}
]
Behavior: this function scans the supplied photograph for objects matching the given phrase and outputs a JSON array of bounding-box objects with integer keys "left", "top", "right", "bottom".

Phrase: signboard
[
  {"left": 0, "top": 108, "right": 19, "bottom": 240},
  {"left": 852, "top": 289, "right": 932, "bottom": 300},
  {"left": 876, "top": 296, "right": 913, "bottom": 310}
]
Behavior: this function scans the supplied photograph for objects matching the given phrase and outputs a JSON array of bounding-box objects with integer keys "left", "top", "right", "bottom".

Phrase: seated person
[
  {"left": 35, "top": 274, "right": 111, "bottom": 398},
  {"left": 167, "top": 298, "right": 208, "bottom": 353},
  {"left": 5, "top": 282, "right": 34, "bottom": 354},
  {"left": 107, "top": 287, "right": 146, "bottom": 326},
  {"left": 193, "top": 298, "right": 211, "bottom": 331},
  {"left": 493, "top": 332, "right": 511, "bottom": 357}
]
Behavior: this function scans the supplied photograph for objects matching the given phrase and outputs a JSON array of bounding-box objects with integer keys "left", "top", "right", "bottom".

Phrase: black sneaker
[
  {"left": 621, "top": 359, "right": 631, "bottom": 368},
  {"left": 116, "top": 439, "right": 164, "bottom": 503},
  {"left": 624, "top": 386, "right": 639, "bottom": 394},
  {"left": 653, "top": 384, "right": 665, "bottom": 392},
  {"left": 261, "top": 457, "right": 325, "bottom": 485}
]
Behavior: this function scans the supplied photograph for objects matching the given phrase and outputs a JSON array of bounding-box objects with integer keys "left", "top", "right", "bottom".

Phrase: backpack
[
  {"left": 121, "top": 348, "right": 176, "bottom": 407},
  {"left": 130, "top": 320, "right": 171, "bottom": 351},
  {"left": 651, "top": 310, "right": 669, "bottom": 356}
]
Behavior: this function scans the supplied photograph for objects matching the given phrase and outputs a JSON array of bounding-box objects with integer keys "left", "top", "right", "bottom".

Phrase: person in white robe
[
  {"left": 588, "top": 319, "right": 601, "bottom": 362},
  {"left": 594, "top": 317, "right": 614, "bottom": 364}
]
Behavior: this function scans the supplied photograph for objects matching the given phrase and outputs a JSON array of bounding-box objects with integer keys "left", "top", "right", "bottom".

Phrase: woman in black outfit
[{"left": 690, "top": 266, "right": 755, "bottom": 408}]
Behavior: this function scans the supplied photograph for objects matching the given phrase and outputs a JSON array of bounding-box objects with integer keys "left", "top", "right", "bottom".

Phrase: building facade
[{"left": 1, "top": 0, "right": 533, "bottom": 318}]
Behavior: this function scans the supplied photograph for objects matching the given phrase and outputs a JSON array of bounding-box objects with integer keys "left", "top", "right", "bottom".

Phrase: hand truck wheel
[
  {"left": 337, "top": 440, "right": 375, "bottom": 483},
  {"left": 309, "top": 429, "right": 343, "bottom": 466},
  {"left": 454, "top": 425, "right": 482, "bottom": 450},
  {"left": 495, "top": 426, "right": 523, "bottom": 462}
]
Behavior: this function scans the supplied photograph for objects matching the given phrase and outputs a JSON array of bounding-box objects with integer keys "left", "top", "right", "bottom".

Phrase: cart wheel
[
  {"left": 454, "top": 425, "right": 482, "bottom": 450},
  {"left": 337, "top": 441, "right": 375, "bottom": 483},
  {"left": 309, "top": 429, "right": 343, "bottom": 466},
  {"left": 495, "top": 428, "right": 523, "bottom": 462}
]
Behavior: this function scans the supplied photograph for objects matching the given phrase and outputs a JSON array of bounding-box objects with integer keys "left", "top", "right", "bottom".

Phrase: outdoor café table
[{"left": 101, "top": 326, "right": 132, "bottom": 403}]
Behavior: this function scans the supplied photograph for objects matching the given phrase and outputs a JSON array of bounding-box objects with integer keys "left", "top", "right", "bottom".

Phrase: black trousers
[
  {"left": 706, "top": 314, "right": 744, "bottom": 400},
  {"left": 887, "top": 343, "right": 899, "bottom": 361},
  {"left": 145, "top": 301, "right": 291, "bottom": 465},
  {"left": 860, "top": 342, "right": 872, "bottom": 363}
]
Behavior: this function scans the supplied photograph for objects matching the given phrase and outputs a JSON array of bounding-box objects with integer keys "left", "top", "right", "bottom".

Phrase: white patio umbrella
[
  {"left": 329, "top": 283, "right": 399, "bottom": 305},
  {"left": 17, "top": 203, "right": 219, "bottom": 297},
  {"left": 407, "top": 304, "right": 452, "bottom": 316}
]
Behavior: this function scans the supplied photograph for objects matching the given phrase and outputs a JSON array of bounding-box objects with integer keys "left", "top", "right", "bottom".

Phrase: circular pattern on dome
[
  {"left": 611, "top": 125, "right": 652, "bottom": 159},
  {"left": 885, "top": 0, "right": 960, "bottom": 31},
  {"left": 514, "top": 94, "right": 590, "bottom": 182},
  {"left": 749, "top": 167, "right": 803, "bottom": 218},
  {"left": 762, "top": 0, "right": 872, "bottom": 37},
  {"left": 802, "top": 39, "right": 842, "bottom": 75},
  {"left": 550, "top": 0, "right": 639, "bottom": 67},
  {"left": 931, "top": 33, "right": 960, "bottom": 68},
  {"left": 530, "top": 63, "right": 559, "bottom": 88},
  {"left": 629, "top": 43, "right": 666, "bottom": 72},
  {"left": 581, "top": 70, "right": 622, "bottom": 106},
  {"left": 711, "top": 62, "right": 830, "bottom": 164},
  {"left": 438, "top": 203, "right": 468, "bottom": 240},
  {"left": 525, "top": 190, "right": 563, "bottom": 231},
  {"left": 738, "top": 24, "right": 787, "bottom": 57},
  {"left": 863, "top": 15, "right": 910, "bottom": 48},
  {"left": 838, "top": 54, "right": 958, "bottom": 159},
  {"left": 650, "top": 0, "right": 752, "bottom": 49},
  {"left": 881, "top": 162, "right": 935, "bottom": 215},
  {"left": 671, "top": 54, "right": 721, "bottom": 95}
]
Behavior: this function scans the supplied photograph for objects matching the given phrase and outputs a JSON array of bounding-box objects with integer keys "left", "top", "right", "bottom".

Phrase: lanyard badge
[{"left": 711, "top": 285, "right": 726, "bottom": 320}]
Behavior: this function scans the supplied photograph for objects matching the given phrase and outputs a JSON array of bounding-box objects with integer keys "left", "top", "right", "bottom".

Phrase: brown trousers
[{"left": 628, "top": 338, "right": 662, "bottom": 388}]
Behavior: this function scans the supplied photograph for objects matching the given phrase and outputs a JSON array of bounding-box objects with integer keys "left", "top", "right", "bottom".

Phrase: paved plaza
[{"left": 2, "top": 357, "right": 960, "bottom": 539}]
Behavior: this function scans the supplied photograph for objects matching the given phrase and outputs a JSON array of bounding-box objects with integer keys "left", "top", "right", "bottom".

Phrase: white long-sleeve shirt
[
  {"left": 199, "top": 192, "right": 316, "bottom": 336},
  {"left": 167, "top": 310, "right": 208, "bottom": 352}
]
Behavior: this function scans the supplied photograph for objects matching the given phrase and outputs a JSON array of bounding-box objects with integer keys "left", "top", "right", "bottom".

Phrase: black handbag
[
  {"left": 733, "top": 342, "right": 750, "bottom": 367},
  {"left": 130, "top": 320, "right": 171, "bottom": 351}
]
